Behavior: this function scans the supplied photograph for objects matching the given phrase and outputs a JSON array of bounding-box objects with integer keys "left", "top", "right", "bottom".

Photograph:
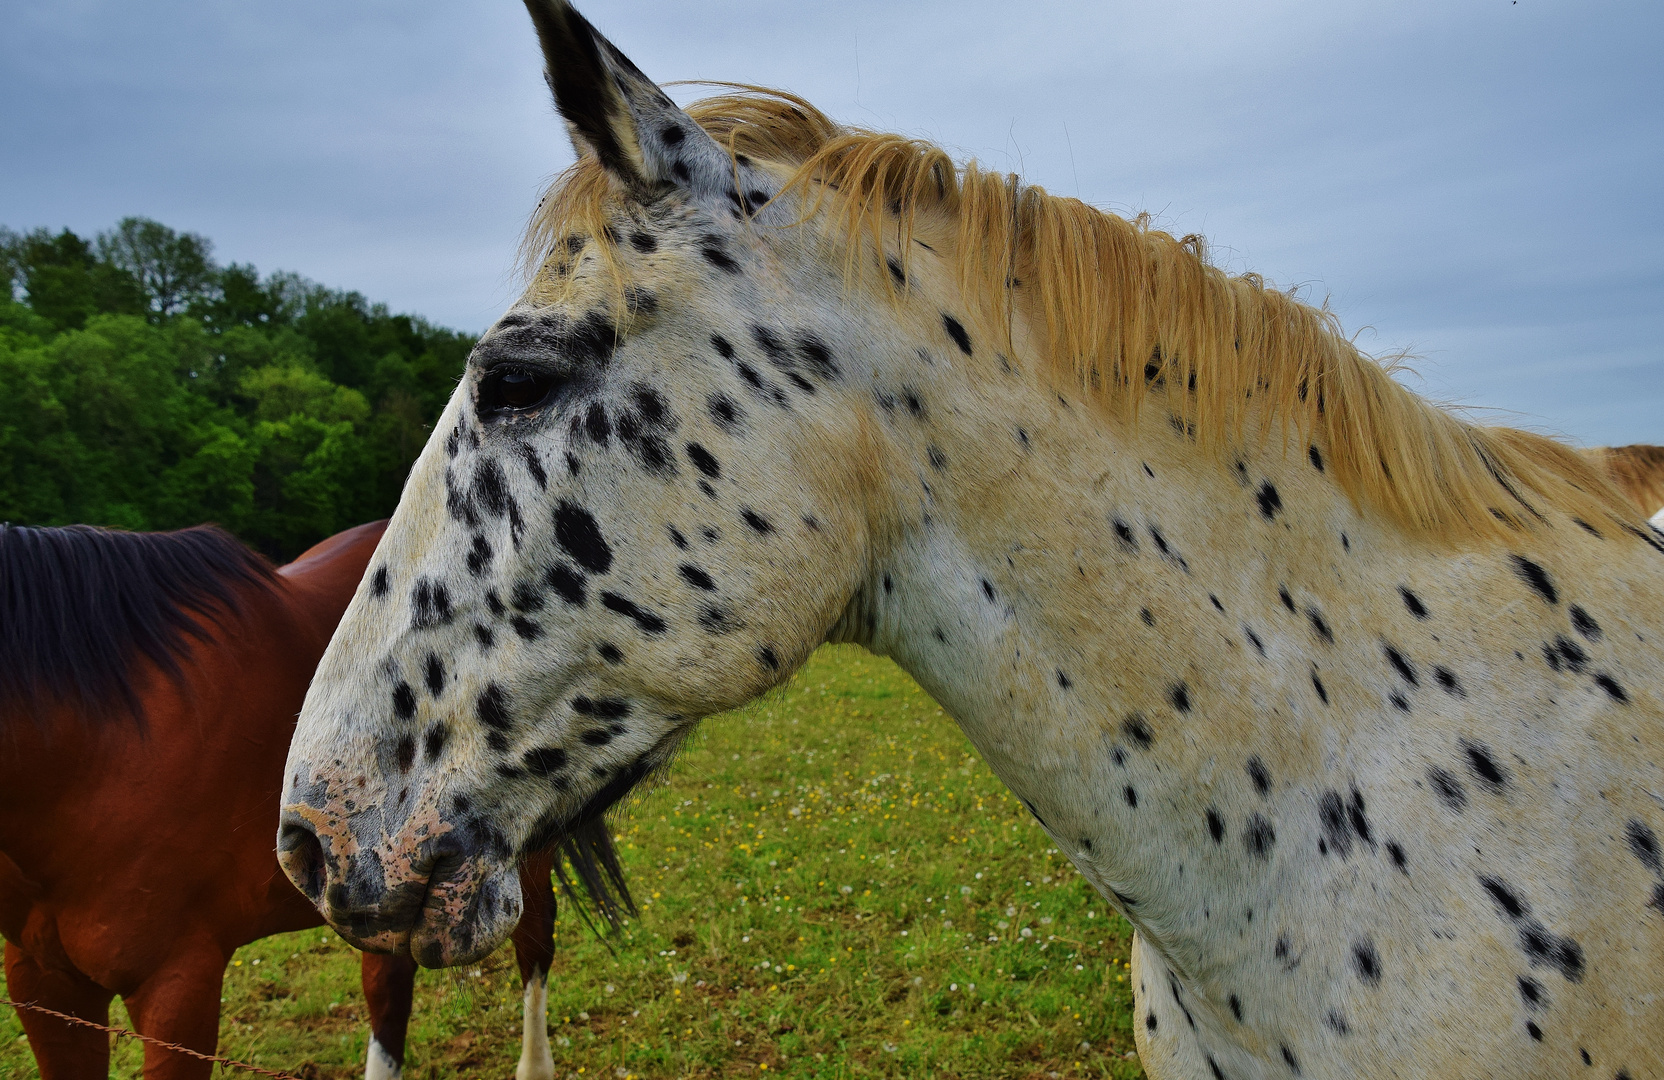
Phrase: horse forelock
[
  {"left": 0, "top": 523, "right": 277, "bottom": 730},
  {"left": 521, "top": 87, "right": 1646, "bottom": 550}
]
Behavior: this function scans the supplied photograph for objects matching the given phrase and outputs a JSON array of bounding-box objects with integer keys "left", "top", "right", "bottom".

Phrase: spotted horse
[{"left": 278, "top": 3, "right": 1664, "bottom": 1076}]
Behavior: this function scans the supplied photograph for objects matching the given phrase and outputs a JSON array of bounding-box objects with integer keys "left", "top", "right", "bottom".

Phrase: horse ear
[{"left": 524, "top": 0, "right": 732, "bottom": 199}]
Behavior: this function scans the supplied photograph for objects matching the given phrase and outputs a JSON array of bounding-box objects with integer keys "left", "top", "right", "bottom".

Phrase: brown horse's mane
[
  {"left": 523, "top": 86, "right": 1647, "bottom": 547},
  {"left": 0, "top": 523, "right": 276, "bottom": 728},
  {"left": 1581, "top": 444, "right": 1664, "bottom": 518}
]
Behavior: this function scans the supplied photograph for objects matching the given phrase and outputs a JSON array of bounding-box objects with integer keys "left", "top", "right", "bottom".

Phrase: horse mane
[
  {"left": 0, "top": 523, "right": 277, "bottom": 729},
  {"left": 523, "top": 86, "right": 1643, "bottom": 545},
  {"left": 1581, "top": 444, "right": 1664, "bottom": 518}
]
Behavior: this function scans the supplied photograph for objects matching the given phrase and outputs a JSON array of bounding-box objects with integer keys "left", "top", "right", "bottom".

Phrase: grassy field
[{"left": 2, "top": 646, "right": 1145, "bottom": 1079}]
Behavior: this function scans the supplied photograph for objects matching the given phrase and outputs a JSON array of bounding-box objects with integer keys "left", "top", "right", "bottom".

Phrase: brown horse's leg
[
  {"left": 116, "top": 944, "right": 224, "bottom": 1080},
  {"left": 360, "top": 950, "right": 418, "bottom": 1079},
  {"left": 4, "top": 942, "right": 115, "bottom": 1080},
  {"left": 512, "top": 852, "right": 556, "bottom": 1080}
]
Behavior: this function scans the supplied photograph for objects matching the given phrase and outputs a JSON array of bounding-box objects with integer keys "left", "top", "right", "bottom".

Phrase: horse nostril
[{"left": 278, "top": 821, "right": 327, "bottom": 903}]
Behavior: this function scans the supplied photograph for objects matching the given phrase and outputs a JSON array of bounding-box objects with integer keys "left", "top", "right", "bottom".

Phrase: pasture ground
[{"left": 2, "top": 646, "right": 1145, "bottom": 1078}]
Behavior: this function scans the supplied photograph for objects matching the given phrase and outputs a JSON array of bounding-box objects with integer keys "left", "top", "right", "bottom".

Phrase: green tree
[{"left": 97, "top": 217, "right": 218, "bottom": 318}]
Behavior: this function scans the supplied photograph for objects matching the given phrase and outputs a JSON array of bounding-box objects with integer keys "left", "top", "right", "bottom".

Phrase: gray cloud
[{"left": 4, "top": 0, "right": 1658, "bottom": 443}]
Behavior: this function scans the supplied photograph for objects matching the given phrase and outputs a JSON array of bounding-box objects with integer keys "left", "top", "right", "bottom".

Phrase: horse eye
[{"left": 483, "top": 369, "right": 557, "bottom": 413}]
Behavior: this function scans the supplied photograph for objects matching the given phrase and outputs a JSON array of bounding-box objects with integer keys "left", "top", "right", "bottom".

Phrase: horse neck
[
  {"left": 850, "top": 330, "right": 1367, "bottom": 979},
  {"left": 277, "top": 520, "right": 389, "bottom": 639}
]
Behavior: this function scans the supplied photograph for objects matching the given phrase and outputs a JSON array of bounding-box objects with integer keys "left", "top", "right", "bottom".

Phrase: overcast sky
[{"left": 4, "top": 0, "right": 1660, "bottom": 444}]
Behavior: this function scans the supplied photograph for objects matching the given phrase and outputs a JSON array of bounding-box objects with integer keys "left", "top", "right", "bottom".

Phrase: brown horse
[{"left": 0, "top": 520, "right": 631, "bottom": 1079}]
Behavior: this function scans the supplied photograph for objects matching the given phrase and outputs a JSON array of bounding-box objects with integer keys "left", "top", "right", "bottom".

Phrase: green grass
[{"left": 2, "top": 646, "right": 1145, "bottom": 1078}]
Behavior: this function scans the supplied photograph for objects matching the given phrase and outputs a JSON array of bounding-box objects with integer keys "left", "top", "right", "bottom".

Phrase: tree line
[{"left": 0, "top": 218, "right": 474, "bottom": 561}]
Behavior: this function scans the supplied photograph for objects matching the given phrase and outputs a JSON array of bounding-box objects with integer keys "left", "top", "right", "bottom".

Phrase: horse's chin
[
  {"left": 407, "top": 858, "right": 524, "bottom": 968},
  {"left": 324, "top": 857, "right": 523, "bottom": 968}
]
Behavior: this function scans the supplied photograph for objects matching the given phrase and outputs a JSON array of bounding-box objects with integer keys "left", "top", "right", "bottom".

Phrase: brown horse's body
[{"left": 0, "top": 522, "right": 591, "bottom": 1079}]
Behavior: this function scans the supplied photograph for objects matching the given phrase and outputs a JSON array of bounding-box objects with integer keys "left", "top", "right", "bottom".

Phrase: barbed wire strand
[{"left": 3, "top": 997, "right": 308, "bottom": 1080}]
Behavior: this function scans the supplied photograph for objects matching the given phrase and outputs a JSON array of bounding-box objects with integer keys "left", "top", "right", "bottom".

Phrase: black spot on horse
[
  {"left": 886, "top": 256, "right": 906, "bottom": 286},
  {"left": 687, "top": 443, "right": 721, "bottom": 479},
  {"left": 1526, "top": 1021, "right": 1542, "bottom": 1041},
  {"left": 1481, "top": 875, "right": 1529, "bottom": 920},
  {"left": 1625, "top": 820, "right": 1662, "bottom": 875},
  {"left": 1056, "top": 669, "right": 1072, "bottom": 689},
  {"left": 707, "top": 393, "right": 742, "bottom": 430},
  {"left": 904, "top": 390, "right": 925, "bottom": 417},
  {"left": 1399, "top": 587, "right": 1428, "bottom": 619},
  {"left": 701, "top": 243, "right": 739, "bottom": 273},
  {"left": 473, "top": 624, "right": 494, "bottom": 650},
  {"left": 711, "top": 334, "right": 735, "bottom": 359},
  {"left": 554, "top": 501, "right": 613, "bottom": 574},
  {"left": 1247, "top": 757, "right": 1271, "bottom": 795},
  {"left": 1462, "top": 739, "right": 1508, "bottom": 791},
  {"left": 477, "top": 683, "right": 511, "bottom": 731},
  {"left": 1429, "top": 767, "right": 1467, "bottom": 811},
  {"left": 679, "top": 564, "right": 716, "bottom": 591},
  {"left": 471, "top": 457, "right": 512, "bottom": 520},
  {"left": 1384, "top": 644, "right": 1418, "bottom": 685},
  {"left": 1592, "top": 673, "right": 1629, "bottom": 703},
  {"left": 601, "top": 593, "right": 666, "bottom": 635},
  {"left": 1124, "top": 786, "right": 1139, "bottom": 808},
  {"left": 1519, "top": 920, "right": 1585, "bottom": 982},
  {"left": 1246, "top": 627, "right": 1266, "bottom": 655},
  {"left": 467, "top": 534, "right": 493, "bottom": 577},
  {"left": 668, "top": 526, "right": 688, "bottom": 550},
  {"left": 392, "top": 682, "right": 417, "bottom": 721},
  {"left": 597, "top": 642, "right": 623, "bottom": 664},
  {"left": 741, "top": 508, "right": 773, "bottom": 534},
  {"left": 523, "top": 746, "right": 568, "bottom": 777},
  {"left": 1320, "top": 791, "right": 1354, "bottom": 858},
  {"left": 1386, "top": 841, "right": 1407, "bottom": 871},
  {"left": 1569, "top": 604, "right": 1602, "bottom": 640},
  {"left": 927, "top": 445, "right": 947, "bottom": 471},
  {"left": 941, "top": 314, "right": 973, "bottom": 355},
  {"left": 1170, "top": 683, "right": 1191, "bottom": 712},
  {"left": 1140, "top": 607, "right": 1155, "bottom": 626},
  {"left": 411, "top": 578, "right": 453, "bottom": 630},
  {"left": 1112, "top": 517, "right": 1138, "bottom": 552},
  {"left": 1325, "top": 1011, "right": 1349, "bottom": 1036},
  {"left": 1256, "top": 481, "right": 1283, "bottom": 520},
  {"left": 424, "top": 654, "right": 445, "bottom": 698},
  {"left": 511, "top": 580, "right": 545, "bottom": 615},
  {"left": 583, "top": 403, "right": 611, "bottom": 445},
  {"left": 1434, "top": 666, "right": 1464, "bottom": 696},
  {"left": 795, "top": 333, "right": 839, "bottom": 380},
  {"left": 1307, "top": 608, "right": 1333, "bottom": 643},
  {"left": 1207, "top": 808, "right": 1225, "bottom": 843},
  {"left": 370, "top": 566, "right": 389, "bottom": 598},
  {"left": 423, "top": 723, "right": 448, "bottom": 763},
  {"left": 1279, "top": 586, "right": 1295, "bottom": 612},
  {"left": 1244, "top": 814, "right": 1276, "bottom": 859},
  {"left": 572, "top": 695, "right": 628, "bottom": 718},
  {"left": 1353, "top": 939, "right": 1381, "bottom": 985},
  {"left": 1145, "top": 1013, "right": 1157, "bottom": 1032},
  {"left": 1511, "top": 555, "right": 1559, "bottom": 604},
  {"left": 1123, "top": 714, "right": 1154, "bottom": 747},
  {"left": 510, "top": 616, "right": 542, "bottom": 641},
  {"left": 758, "top": 646, "right": 781, "bottom": 671},
  {"left": 1280, "top": 1044, "right": 1300, "bottom": 1074},
  {"left": 1308, "top": 446, "right": 1324, "bottom": 471},
  {"left": 1518, "top": 976, "right": 1545, "bottom": 1010},
  {"left": 547, "top": 563, "right": 586, "bottom": 607},
  {"left": 629, "top": 231, "right": 658, "bottom": 253}
]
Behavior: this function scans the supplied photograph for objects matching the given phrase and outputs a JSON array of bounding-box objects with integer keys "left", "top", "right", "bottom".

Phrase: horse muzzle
[{"left": 277, "top": 800, "right": 523, "bottom": 967}]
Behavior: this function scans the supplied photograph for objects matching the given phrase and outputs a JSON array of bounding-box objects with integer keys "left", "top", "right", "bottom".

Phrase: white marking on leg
[
  {"left": 516, "top": 967, "right": 555, "bottom": 1080},
  {"left": 365, "top": 1035, "right": 403, "bottom": 1080}
]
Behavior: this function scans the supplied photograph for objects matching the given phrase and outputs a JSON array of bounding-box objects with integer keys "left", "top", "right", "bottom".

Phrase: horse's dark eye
[{"left": 483, "top": 369, "right": 557, "bottom": 413}]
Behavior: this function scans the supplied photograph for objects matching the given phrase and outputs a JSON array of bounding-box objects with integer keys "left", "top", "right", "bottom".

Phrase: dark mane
[{"left": 0, "top": 523, "right": 277, "bottom": 728}]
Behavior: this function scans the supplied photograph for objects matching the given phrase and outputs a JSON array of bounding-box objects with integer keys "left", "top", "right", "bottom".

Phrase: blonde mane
[{"left": 523, "top": 87, "right": 1644, "bottom": 546}]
